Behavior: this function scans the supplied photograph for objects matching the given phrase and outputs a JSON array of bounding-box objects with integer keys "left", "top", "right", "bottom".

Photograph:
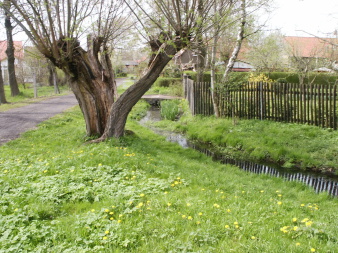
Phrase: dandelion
[
  {"left": 301, "top": 218, "right": 309, "bottom": 223},
  {"left": 251, "top": 236, "right": 256, "bottom": 240},
  {"left": 188, "top": 216, "right": 193, "bottom": 220},
  {"left": 171, "top": 184, "right": 175, "bottom": 187},
  {"left": 296, "top": 242, "right": 301, "bottom": 246},
  {"left": 292, "top": 218, "right": 297, "bottom": 222},
  {"left": 213, "top": 204, "right": 220, "bottom": 208},
  {"left": 103, "top": 236, "right": 108, "bottom": 240},
  {"left": 260, "top": 190, "right": 264, "bottom": 193},
  {"left": 198, "top": 212, "right": 203, "bottom": 216},
  {"left": 196, "top": 221, "right": 201, "bottom": 225},
  {"left": 293, "top": 226, "right": 299, "bottom": 231},
  {"left": 110, "top": 217, "right": 114, "bottom": 220},
  {"left": 105, "top": 230, "right": 110, "bottom": 234},
  {"left": 14, "top": 208, "right": 18, "bottom": 212},
  {"left": 234, "top": 222, "right": 239, "bottom": 225},
  {"left": 278, "top": 194, "right": 282, "bottom": 197},
  {"left": 182, "top": 215, "right": 186, "bottom": 219},
  {"left": 305, "top": 221, "right": 313, "bottom": 227},
  {"left": 98, "top": 164, "right": 102, "bottom": 167},
  {"left": 225, "top": 225, "right": 230, "bottom": 229},
  {"left": 310, "top": 248, "right": 316, "bottom": 252},
  {"left": 226, "top": 209, "right": 231, "bottom": 213},
  {"left": 301, "top": 204, "right": 305, "bottom": 207},
  {"left": 117, "top": 220, "right": 122, "bottom": 223},
  {"left": 164, "top": 191, "right": 168, "bottom": 194},
  {"left": 277, "top": 201, "right": 282, "bottom": 205},
  {"left": 91, "top": 209, "right": 95, "bottom": 212},
  {"left": 167, "top": 202, "right": 172, "bottom": 207},
  {"left": 104, "top": 209, "right": 109, "bottom": 213},
  {"left": 109, "top": 212, "right": 114, "bottom": 215},
  {"left": 43, "top": 170, "right": 48, "bottom": 173},
  {"left": 140, "top": 193, "right": 145, "bottom": 197},
  {"left": 186, "top": 203, "right": 191, "bottom": 207}
]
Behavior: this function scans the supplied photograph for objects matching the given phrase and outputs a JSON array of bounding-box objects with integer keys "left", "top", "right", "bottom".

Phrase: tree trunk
[
  {"left": 0, "top": 62, "right": 8, "bottom": 104},
  {"left": 222, "top": 0, "right": 246, "bottom": 82},
  {"left": 210, "top": 31, "right": 220, "bottom": 117},
  {"left": 99, "top": 42, "right": 177, "bottom": 139},
  {"left": 4, "top": 0, "right": 20, "bottom": 97}
]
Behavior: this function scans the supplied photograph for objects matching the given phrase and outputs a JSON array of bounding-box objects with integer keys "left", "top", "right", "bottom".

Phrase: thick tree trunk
[
  {"left": 0, "top": 62, "right": 8, "bottom": 104},
  {"left": 4, "top": 0, "right": 20, "bottom": 97},
  {"left": 98, "top": 42, "right": 177, "bottom": 139}
]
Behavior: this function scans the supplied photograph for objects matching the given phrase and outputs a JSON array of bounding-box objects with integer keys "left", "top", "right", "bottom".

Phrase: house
[
  {"left": 0, "top": 40, "right": 24, "bottom": 84},
  {"left": 283, "top": 36, "right": 338, "bottom": 70}
]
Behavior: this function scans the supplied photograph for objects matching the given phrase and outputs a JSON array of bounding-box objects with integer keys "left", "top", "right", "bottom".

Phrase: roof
[
  {"left": 284, "top": 36, "right": 337, "bottom": 58},
  {"left": 0, "top": 41, "right": 24, "bottom": 61}
]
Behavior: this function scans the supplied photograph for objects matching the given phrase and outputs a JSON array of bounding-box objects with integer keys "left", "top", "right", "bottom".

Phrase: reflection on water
[{"left": 140, "top": 108, "right": 338, "bottom": 197}]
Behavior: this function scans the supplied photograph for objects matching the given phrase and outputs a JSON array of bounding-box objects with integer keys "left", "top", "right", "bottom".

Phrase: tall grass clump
[{"left": 160, "top": 99, "right": 181, "bottom": 120}]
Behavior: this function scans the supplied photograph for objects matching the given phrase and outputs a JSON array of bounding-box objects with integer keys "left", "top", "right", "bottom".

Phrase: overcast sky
[{"left": 264, "top": 0, "right": 338, "bottom": 37}]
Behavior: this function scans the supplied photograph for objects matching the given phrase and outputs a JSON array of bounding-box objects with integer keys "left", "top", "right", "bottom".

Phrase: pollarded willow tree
[{"left": 2, "top": 0, "right": 235, "bottom": 140}]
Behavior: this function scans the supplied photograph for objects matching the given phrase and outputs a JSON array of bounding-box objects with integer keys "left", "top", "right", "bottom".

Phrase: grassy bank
[
  {"left": 0, "top": 85, "right": 70, "bottom": 112},
  {"left": 153, "top": 103, "right": 338, "bottom": 174},
  {"left": 0, "top": 103, "right": 337, "bottom": 252}
]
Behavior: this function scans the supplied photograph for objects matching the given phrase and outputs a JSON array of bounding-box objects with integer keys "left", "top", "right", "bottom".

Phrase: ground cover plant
[
  {"left": 0, "top": 85, "right": 70, "bottom": 112},
  {"left": 0, "top": 104, "right": 337, "bottom": 252}
]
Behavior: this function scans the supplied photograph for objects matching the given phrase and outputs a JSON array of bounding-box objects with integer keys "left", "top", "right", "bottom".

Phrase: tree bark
[
  {"left": 98, "top": 41, "right": 177, "bottom": 139},
  {"left": 4, "top": 0, "right": 20, "bottom": 97},
  {"left": 210, "top": 31, "right": 220, "bottom": 117},
  {"left": 0, "top": 62, "right": 8, "bottom": 104}
]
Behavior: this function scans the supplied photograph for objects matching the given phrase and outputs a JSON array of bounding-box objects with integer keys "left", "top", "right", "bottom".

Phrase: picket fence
[{"left": 183, "top": 76, "right": 337, "bottom": 130}]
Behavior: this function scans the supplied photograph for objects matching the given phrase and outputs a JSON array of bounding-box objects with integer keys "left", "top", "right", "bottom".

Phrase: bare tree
[{"left": 4, "top": 0, "right": 20, "bottom": 96}]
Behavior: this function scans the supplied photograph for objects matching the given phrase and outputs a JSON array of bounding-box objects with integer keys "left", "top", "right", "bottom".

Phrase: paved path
[{"left": 0, "top": 94, "right": 78, "bottom": 146}]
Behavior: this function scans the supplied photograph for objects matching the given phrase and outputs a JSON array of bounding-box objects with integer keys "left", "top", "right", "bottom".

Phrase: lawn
[{"left": 0, "top": 102, "right": 337, "bottom": 252}]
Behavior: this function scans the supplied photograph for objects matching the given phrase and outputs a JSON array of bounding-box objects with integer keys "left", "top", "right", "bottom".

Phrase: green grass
[
  {"left": 0, "top": 84, "right": 70, "bottom": 111},
  {"left": 0, "top": 104, "right": 337, "bottom": 252},
  {"left": 153, "top": 108, "right": 338, "bottom": 174}
]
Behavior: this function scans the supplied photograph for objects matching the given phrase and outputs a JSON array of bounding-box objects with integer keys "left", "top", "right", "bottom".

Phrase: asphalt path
[
  {"left": 0, "top": 78, "right": 129, "bottom": 146},
  {"left": 0, "top": 94, "right": 79, "bottom": 146}
]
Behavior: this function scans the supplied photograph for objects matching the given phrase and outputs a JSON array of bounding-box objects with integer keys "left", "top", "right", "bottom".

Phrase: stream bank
[{"left": 140, "top": 107, "right": 338, "bottom": 197}]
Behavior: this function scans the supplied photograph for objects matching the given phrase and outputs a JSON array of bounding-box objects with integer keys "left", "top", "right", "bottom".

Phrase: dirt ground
[{"left": 0, "top": 94, "right": 78, "bottom": 146}]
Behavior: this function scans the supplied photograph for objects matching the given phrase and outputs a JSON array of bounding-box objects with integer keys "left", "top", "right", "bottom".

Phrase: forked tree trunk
[
  {"left": 0, "top": 62, "right": 8, "bottom": 104},
  {"left": 99, "top": 42, "right": 177, "bottom": 139}
]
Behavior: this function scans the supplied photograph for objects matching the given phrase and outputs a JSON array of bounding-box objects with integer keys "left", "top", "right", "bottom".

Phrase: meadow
[{"left": 0, "top": 100, "right": 337, "bottom": 252}]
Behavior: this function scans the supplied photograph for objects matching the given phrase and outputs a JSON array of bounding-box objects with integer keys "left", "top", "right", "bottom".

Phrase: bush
[{"left": 154, "top": 78, "right": 182, "bottom": 87}]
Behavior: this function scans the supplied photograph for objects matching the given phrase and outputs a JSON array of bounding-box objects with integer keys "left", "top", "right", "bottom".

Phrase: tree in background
[
  {"left": 245, "top": 31, "right": 285, "bottom": 72},
  {"left": 4, "top": 0, "right": 20, "bottom": 96}
]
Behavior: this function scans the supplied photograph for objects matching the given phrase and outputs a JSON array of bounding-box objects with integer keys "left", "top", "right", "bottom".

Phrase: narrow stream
[{"left": 140, "top": 107, "right": 338, "bottom": 197}]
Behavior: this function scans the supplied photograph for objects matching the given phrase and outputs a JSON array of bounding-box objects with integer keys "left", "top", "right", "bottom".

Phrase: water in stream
[{"left": 140, "top": 107, "right": 338, "bottom": 197}]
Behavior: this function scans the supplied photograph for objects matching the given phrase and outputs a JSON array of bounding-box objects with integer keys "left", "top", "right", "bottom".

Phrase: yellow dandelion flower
[
  {"left": 91, "top": 209, "right": 95, "bottom": 212},
  {"left": 292, "top": 218, "right": 297, "bottom": 222},
  {"left": 296, "top": 242, "right": 301, "bottom": 246},
  {"left": 164, "top": 191, "right": 168, "bottom": 194},
  {"left": 260, "top": 190, "right": 264, "bottom": 193},
  {"left": 104, "top": 209, "right": 109, "bottom": 212},
  {"left": 213, "top": 204, "right": 220, "bottom": 208},
  {"left": 98, "top": 164, "right": 102, "bottom": 167},
  {"left": 105, "top": 230, "right": 109, "bottom": 234},
  {"left": 226, "top": 209, "right": 231, "bottom": 213},
  {"left": 186, "top": 203, "right": 191, "bottom": 207},
  {"left": 119, "top": 214, "right": 123, "bottom": 217},
  {"left": 167, "top": 202, "right": 172, "bottom": 207},
  {"left": 301, "top": 218, "right": 309, "bottom": 223},
  {"left": 225, "top": 225, "right": 230, "bottom": 229},
  {"left": 293, "top": 226, "right": 299, "bottom": 231},
  {"left": 117, "top": 220, "right": 122, "bottom": 223},
  {"left": 171, "top": 184, "right": 175, "bottom": 187},
  {"left": 301, "top": 204, "right": 305, "bottom": 207},
  {"left": 188, "top": 216, "right": 193, "bottom": 220},
  {"left": 310, "top": 248, "right": 316, "bottom": 252},
  {"left": 305, "top": 221, "right": 313, "bottom": 227},
  {"left": 196, "top": 221, "right": 201, "bottom": 225},
  {"left": 277, "top": 201, "right": 282, "bottom": 205},
  {"left": 103, "top": 236, "right": 107, "bottom": 240},
  {"left": 43, "top": 170, "right": 48, "bottom": 173},
  {"left": 234, "top": 222, "right": 239, "bottom": 225},
  {"left": 235, "top": 225, "right": 239, "bottom": 229},
  {"left": 251, "top": 236, "right": 256, "bottom": 240},
  {"left": 109, "top": 212, "right": 114, "bottom": 215},
  {"left": 198, "top": 212, "right": 203, "bottom": 216},
  {"left": 182, "top": 215, "right": 186, "bottom": 219},
  {"left": 140, "top": 193, "right": 145, "bottom": 197},
  {"left": 110, "top": 217, "right": 114, "bottom": 220}
]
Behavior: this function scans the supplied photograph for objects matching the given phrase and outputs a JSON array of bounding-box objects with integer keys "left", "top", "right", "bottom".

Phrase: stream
[{"left": 140, "top": 107, "right": 338, "bottom": 197}]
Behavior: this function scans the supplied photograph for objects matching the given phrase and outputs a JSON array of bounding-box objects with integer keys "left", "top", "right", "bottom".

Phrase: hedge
[{"left": 184, "top": 71, "right": 338, "bottom": 85}]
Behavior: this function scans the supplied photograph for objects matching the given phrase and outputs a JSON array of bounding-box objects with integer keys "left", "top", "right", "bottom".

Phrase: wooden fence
[{"left": 183, "top": 76, "right": 338, "bottom": 129}]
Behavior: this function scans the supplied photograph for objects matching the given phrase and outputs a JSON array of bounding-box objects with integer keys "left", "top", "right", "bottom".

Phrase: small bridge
[{"left": 142, "top": 94, "right": 183, "bottom": 105}]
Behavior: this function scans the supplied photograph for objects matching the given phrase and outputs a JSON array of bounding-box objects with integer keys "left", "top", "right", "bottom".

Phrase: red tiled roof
[
  {"left": 284, "top": 36, "right": 337, "bottom": 58},
  {"left": 0, "top": 41, "right": 24, "bottom": 61}
]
